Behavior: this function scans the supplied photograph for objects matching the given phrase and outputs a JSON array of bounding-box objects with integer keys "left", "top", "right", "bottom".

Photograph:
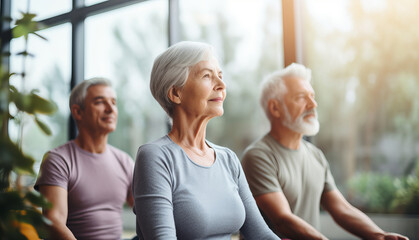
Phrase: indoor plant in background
[
  {"left": 348, "top": 160, "right": 419, "bottom": 214},
  {"left": 0, "top": 10, "right": 57, "bottom": 240}
]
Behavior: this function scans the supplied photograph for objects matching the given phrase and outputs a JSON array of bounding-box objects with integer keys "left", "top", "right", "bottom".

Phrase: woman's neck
[
  {"left": 169, "top": 112, "right": 210, "bottom": 149},
  {"left": 168, "top": 113, "right": 215, "bottom": 166}
]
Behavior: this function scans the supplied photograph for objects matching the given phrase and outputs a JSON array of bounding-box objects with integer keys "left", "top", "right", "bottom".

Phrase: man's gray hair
[
  {"left": 150, "top": 41, "right": 216, "bottom": 117},
  {"left": 69, "top": 77, "right": 112, "bottom": 109},
  {"left": 260, "top": 63, "right": 312, "bottom": 119}
]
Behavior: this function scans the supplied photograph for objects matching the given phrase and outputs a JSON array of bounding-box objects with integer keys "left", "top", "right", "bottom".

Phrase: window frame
[{"left": 1, "top": 0, "right": 297, "bottom": 139}]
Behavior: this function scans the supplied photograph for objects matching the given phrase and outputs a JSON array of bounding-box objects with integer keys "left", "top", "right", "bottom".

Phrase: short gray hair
[
  {"left": 260, "top": 63, "right": 312, "bottom": 119},
  {"left": 150, "top": 41, "right": 216, "bottom": 117},
  {"left": 69, "top": 77, "right": 112, "bottom": 109}
]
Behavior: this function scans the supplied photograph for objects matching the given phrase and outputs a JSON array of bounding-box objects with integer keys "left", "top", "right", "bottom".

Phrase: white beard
[{"left": 282, "top": 105, "right": 320, "bottom": 136}]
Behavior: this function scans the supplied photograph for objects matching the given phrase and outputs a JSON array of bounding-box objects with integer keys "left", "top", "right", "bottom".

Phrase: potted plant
[{"left": 0, "top": 11, "right": 57, "bottom": 240}]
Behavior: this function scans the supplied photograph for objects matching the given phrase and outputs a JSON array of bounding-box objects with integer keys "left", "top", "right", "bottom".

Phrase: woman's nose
[{"left": 214, "top": 75, "right": 226, "bottom": 90}]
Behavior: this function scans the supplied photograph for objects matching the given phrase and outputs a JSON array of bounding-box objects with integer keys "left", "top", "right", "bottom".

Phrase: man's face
[
  {"left": 280, "top": 77, "right": 319, "bottom": 136},
  {"left": 79, "top": 85, "right": 118, "bottom": 134}
]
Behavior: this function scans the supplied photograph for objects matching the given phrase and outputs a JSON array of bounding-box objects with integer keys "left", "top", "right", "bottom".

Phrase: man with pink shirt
[{"left": 35, "top": 78, "right": 134, "bottom": 240}]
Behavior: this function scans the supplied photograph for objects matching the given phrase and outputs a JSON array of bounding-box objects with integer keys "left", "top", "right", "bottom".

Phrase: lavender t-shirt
[{"left": 35, "top": 141, "right": 134, "bottom": 240}]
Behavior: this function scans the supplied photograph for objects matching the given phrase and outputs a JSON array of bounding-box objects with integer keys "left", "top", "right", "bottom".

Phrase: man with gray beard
[{"left": 241, "top": 63, "right": 408, "bottom": 240}]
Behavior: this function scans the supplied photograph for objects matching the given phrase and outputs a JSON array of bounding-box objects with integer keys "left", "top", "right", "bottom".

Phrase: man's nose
[
  {"left": 307, "top": 96, "right": 317, "bottom": 109},
  {"left": 104, "top": 101, "right": 116, "bottom": 113}
]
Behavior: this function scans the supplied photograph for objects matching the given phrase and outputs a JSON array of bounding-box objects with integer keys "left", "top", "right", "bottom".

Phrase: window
[
  {"left": 179, "top": 0, "right": 284, "bottom": 156},
  {"left": 85, "top": 0, "right": 168, "bottom": 157},
  {"left": 12, "top": 0, "right": 71, "bottom": 20},
  {"left": 5, "top": 0, "right": 415, "bottom": 220},
  {"left": 85, "top": 0, "right": 107, "bottom": 6},
  {"left": 301, "top": 0, "right": 419, "bottom": 214},
  {"left": 9, "top": 22, "right": 71, "bottom": 173}
]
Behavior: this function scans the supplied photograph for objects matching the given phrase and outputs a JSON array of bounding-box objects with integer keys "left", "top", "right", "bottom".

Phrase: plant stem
[{"left": 17, "top": 31, "right": 29, "bottom": 150}]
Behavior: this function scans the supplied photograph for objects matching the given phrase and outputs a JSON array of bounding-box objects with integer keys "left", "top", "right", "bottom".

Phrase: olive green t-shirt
[{"left": 241, "top": 134, "right": 336, "bottom": 230}]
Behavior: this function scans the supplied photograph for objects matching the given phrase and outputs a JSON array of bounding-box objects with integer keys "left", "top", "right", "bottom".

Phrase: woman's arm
[
  {"left": 237, "top": 163, "right": 280, "bottom": 240},
  {"left": 132, "top": 145, "right": 177, "bottom": 239}
]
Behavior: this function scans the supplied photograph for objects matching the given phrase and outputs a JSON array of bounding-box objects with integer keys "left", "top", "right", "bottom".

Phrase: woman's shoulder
[
  {"left": 207, "top": 140, "right": 241, "bottom": 171},
  {"left": 135, "top": 136, "right": 182, "bottom": 173},
  {"left": 137, "top": 135, "right": 183, "bottom": 161},
  {"left": 207, "top": 140, "right": 236, "bottom": 158},
  {"left": 139, "top": 135, "right": 174, "bottom": 151}
]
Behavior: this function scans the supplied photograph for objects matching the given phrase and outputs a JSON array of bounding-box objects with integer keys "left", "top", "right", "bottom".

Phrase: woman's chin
[
  {"left": 215, "top": 109, "right": 224, "bottom": 117},
  {"left": 207, "top": 109, "right": 224, "bottom": 119}
]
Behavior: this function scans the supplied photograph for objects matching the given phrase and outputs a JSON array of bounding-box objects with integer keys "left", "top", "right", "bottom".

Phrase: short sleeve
[
  {"left": 34, "top": 152, "right": 70, "bottom": 191},
  {"left": 317, "top": 150, "right": 336, "bottom": 192},
  {"left": 119, "top": 151, "right": 135, "bottom": 201},
  {"left": 241, "top": 148, "right": 281, "bottom": 196},
  {"left": 323, "top": 160, "right": 336, "bottom": 192}
]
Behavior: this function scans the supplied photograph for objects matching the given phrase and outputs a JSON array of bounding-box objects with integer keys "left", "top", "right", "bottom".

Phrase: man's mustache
[{"left": 301, "top": 109, "right": 317, "bottom": 119}]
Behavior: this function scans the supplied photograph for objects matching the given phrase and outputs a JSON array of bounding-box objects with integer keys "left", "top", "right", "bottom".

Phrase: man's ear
[
  {"left": 71, "top": 104, "right": 83, "bottom": 121},
  {"left": 268, "top": 99, "right": 282, "bottom": 118},
  {"left": 168, "top": 87, "right": 182, "bottom": 104}
]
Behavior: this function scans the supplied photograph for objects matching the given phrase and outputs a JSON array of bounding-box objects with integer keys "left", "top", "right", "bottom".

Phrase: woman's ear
[
  {"left": 168, "top": 87, "right": 182, "bottom": 104},
  {"left": 71, "top": 104, "right": 83, "bottom": 121},
  {"left": 268, "top": 99, "right": 282, "bottom": 118}
]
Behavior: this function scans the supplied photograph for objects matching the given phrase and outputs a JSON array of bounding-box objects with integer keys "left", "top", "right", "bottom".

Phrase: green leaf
[
  {"left": 0, "top": 87, "right": 8, "bottom": 112},
  {"left": 12, "top": 25, "right": 30, "bottom": 39},
  {"left": 15, "top": 12, "right": 37, "bottom": 24},
  {"left": 30, "top": 89, "right": 39, "bottom": 94},
  {"left": 9, "top": 87, "right": 32, "bottom": 113},
  {"left": 34, "top": 116, "right": 52, "bottom": 136},
  {"left": 0, "top": 140, "right": 16, "bottom": 170},
  {"left": 2, "top": 228, "right": 28, "bottom": 240},
  {"left": 17, "top": 208, "right": 52, "bottom": 239},
  {"left": 25, "top": 190, "right": 52, "bottom": 209},
  {"left": 0, "top": 191, "right": 25, "bottom": 213},
  {"left": 0, "top": 192, "right": 51, "bottom": 238},
  {"left": 0, "top": 138, "right": 35, "bottom": 175},
  {"left": 9, "top": 88, "right": 58, "bottom": 115},
  {"left": 30, "top": 93, "right": 57, "bottom": 115},
  {"left": 416, "top": 160, "right": 419, "bottom": 177},
  {"left": 12, "top": 13, "right": 41, "bottom": 39},
  {"left": 9, "top": 85, "right": 18, "bottom": 92}
]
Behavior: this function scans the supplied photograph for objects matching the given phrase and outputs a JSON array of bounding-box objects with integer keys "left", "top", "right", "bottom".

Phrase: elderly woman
[{"left": 132, "top": 41, "right": 279, "bottom": 240}]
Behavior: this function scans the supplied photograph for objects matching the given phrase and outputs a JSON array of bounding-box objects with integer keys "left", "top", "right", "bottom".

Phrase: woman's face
[{"left": 175, "top": 56, "right": 226, "bottom": 119}]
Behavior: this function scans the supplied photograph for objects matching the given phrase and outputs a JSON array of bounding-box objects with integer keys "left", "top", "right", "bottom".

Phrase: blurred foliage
[
  {"left": 109, "top": 0, "right": 280, "bottom": 158},
  {"left": 348, "top": 172, "right": 398, "bottom": 213},
  {"left": 103, "top": 5, "right": 168, "bottom": 156},
  {"left": 303, "top": 0, "right": 419, "bottom": 214},
  {"left": 178, "top": 1, "right": 281, "bottom": 157},
  {"left": 348, "top": 160, "right": 419, "bottom": 214},
  {"left": 391, "top": 162, "right": 419, "bottom": 214},
  {"left": 0, "top": 11, "right": 56, "bottom": 240}
]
